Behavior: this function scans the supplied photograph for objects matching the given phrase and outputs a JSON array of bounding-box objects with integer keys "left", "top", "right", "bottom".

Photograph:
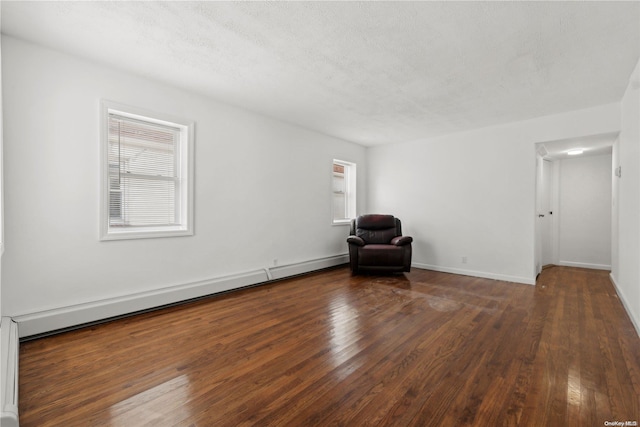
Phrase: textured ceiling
[{"left": 2, "top": 1, "right": 639, "bottom": 146}]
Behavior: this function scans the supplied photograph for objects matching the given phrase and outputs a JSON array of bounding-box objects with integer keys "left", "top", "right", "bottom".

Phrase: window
[
  {"left": 332, "top": 159, "right": 356, "bottom": 224},
  {"left": 100, "top": 101, "right": 194, "bottom": 240}
]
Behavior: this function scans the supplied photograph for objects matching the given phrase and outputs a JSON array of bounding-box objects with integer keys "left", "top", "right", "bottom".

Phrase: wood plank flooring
[{"left": 18, "top": 266, "right": 640, "bottom": 426}]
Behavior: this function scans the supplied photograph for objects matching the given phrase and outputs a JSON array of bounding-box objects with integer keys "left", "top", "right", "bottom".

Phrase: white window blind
[
  {"left": 332, "top": 163, "right": 347, "bottom": 220},
  {"left": 332, "top": 159, "right": 356, "bottom": 224},
  {"left": 108, "top": 114, "right": 180, "bottom": 227}
]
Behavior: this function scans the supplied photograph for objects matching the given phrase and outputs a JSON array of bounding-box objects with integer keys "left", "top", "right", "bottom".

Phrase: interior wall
[
  {"left": 611, "top": 137, "right": 620, "bottom": 282},
  {"left": 367, "top": 103, "right": 621, "bottom": 285},
  {"left": 0, "top": 36, "right": 367, "bottom": 319},
  {"left": 612, "top": 58, "right": 640, "bottom": 334},
  {"left": 557, "top": 154, "right": 612, "bottom": 269},
  {"left": 0, "top": 22, "right": 4, "bottom": 319}
]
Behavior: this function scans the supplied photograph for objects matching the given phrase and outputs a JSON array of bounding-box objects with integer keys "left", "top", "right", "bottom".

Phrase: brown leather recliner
[{"left": 347, "top": 214, "right": 413, "bottom": 273}]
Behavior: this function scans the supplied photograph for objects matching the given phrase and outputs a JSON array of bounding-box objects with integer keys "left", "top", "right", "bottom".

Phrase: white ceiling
[{"left": 2, "top": 1, "right": 639, "bottom": 147}]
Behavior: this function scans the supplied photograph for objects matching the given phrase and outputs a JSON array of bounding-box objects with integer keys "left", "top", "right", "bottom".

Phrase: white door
[
  {"left": 535, "top": 156, "right": 554, "bottom": 275},
  {"left": 540, "top": 159, "right": 554, "bottom": 267}
]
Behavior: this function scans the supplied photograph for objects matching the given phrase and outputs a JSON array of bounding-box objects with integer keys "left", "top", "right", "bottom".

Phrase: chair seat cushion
[{"left": 358, "top": 244, "right": 405, "bottom": 266}]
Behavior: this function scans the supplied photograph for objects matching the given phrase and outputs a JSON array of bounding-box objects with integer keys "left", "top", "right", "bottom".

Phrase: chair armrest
[
  {"left": 391, "top": 236, "right": 413, "bottom": 246},
  {"left": 347, "top": 236, "right": 365, "bottom": 246}
]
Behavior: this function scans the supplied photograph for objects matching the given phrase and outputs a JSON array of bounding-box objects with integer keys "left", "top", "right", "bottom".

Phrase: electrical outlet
[{"left": 462, "top": 256, "right": 467, "bottom": 264}]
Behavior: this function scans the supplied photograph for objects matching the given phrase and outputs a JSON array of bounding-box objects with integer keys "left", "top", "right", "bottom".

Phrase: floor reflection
[
  {"left": 108, "top": 374, "right": 192, "bottom": 426},
  {"left": 328, "top": 294, "right": 362, "bottom": 370},
  {"left": 567, "top": 366, "right": 582, "bottom": 407}
]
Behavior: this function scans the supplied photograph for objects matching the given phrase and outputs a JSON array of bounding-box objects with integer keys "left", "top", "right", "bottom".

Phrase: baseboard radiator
[
  {"left": 1, "top": 317, "right": 19, "bottom": 427},
  {"left": 14, "top": 254, "right": 349, "bottom": 338}
]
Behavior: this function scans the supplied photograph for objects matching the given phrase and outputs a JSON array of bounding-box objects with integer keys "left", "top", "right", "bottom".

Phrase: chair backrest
[{"left": 351, "top": 214, "right": 402, "bottom": 244}]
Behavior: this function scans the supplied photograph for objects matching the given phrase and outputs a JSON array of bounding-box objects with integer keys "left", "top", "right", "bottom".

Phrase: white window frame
[
  {"left": 332, "top": 159, "right": 357, "bottom": 225},
  {"left": 100, "top": 100, "right": 194, "bottom": 241}
]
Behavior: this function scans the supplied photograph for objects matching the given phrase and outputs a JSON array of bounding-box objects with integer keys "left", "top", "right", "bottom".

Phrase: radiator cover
[{"left": 1, "top": 317, "right": 19, "bottom": 427}]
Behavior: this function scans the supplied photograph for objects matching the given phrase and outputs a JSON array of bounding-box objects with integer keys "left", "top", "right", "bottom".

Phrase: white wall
[
  {"left": 368, "top": 103, "right": 621, "bottom": 285},
  {"left": 611, "top": 137, "right": 620, "bottom": 278},
  {"left": 0, "top": 23, "right": 4, "bottom": 319},
  {"left": 557, "top": 154, "right": 612, "bottom": 269},
  {"left": 612, "top": 58, "right": 640, "bottom": 334},
  {"left": 0, "top": 37, "right": 366, "bottom": 329}
]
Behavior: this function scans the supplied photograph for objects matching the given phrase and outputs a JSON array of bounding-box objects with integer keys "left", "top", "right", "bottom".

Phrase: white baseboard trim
[
  {"left": 269, "top": 255, "right": 348, "bottom": 280},
  {"left": 13, "top": 254, "right": 348, "bottom": 338},
  {"left": 558, "top": 260, "right": 611, "bottom": 270},
  {"left": 412, "top": 263, "right": 536, "bottom": 286},
  {"left": 1, "top": 317, "right": 19, "bottom": 427},
  {"left": 609, "top": 273, "right": 640, "bottom": 337}
]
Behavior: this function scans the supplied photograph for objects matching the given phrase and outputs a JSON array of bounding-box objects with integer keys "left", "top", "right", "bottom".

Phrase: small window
[
  {"left": 100, "top": 101, "right": 194, "bottom": 240},
  {"left": 332, "top": 159, "right": 356, "bottom": 224}
]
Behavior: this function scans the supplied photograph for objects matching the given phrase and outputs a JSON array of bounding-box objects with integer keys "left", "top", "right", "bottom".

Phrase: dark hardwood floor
[{"left": 18, "top": 266, "right": 640, "bottom": 426}]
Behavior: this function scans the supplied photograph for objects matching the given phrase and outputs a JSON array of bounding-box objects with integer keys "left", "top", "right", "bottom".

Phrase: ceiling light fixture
[{"left": 568, "top": 149, "right": 584, "bottom": 155}]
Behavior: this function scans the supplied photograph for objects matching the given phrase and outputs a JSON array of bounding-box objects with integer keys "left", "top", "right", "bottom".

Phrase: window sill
[{"left": 100, "top": 226, "right": 193, "bottom": 241}]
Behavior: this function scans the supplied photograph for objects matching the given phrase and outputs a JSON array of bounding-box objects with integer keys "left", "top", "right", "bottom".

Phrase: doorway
[
  {"left": 536, "top": 156, "right": 554, "bottom": 273},
  {"left": 534, "top": 133, "right": 616, "bottom": 278}
]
